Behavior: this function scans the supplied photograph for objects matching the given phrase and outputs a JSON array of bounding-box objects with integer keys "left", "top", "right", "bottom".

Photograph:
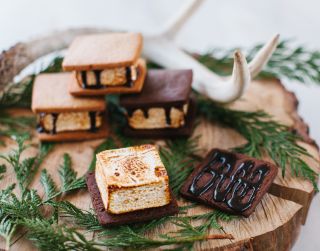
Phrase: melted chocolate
[
  {"left": 189, "top": 151, "right": 270, "bottom": 213},
  {"left": 51, "top": 113, "right": 58, "bottom": 134},
  {"left": 89, "top": 111, "right": 97, "bottom": 132},
  {"left": 93, "top": 70, "right": 102, "bottom": 88},
  {"left": 164, "top": 107, "right": 171, "bottom": 125},
  {"left": 125, "top": 66, "right": 133, "bottom": 88},
  {"left": 80, "top": 67, "right": 134, "bottom": 89}
]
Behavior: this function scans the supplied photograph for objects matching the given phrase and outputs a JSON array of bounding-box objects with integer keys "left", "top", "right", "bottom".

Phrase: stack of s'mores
[
  {"left": 32, "top": 33, "right": 148, "bottom": 142},
  {"left": 32, "top": 32, "right": 195, "bottom": 141},
  {"left": 31, "top": 32, "right": 196, "bottom": 226}
]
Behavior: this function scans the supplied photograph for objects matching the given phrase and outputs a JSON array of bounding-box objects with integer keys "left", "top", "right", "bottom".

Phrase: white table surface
[{"left": 1, "top": 0, "right": 319, "bottom": 250}]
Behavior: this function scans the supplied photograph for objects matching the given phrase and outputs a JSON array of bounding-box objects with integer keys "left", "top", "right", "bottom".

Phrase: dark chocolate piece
[
  {"left": 86, "top": 172, "right": 179, "bottom": 227},
  {"left": 120, "top": 69, "right": 193, "bottom": 108},
  {"left": 123, "top": 97, "right": 196, "bottom": 138},
  {"left": 180, "top": 149, "right": 278, "bottom": 217}
]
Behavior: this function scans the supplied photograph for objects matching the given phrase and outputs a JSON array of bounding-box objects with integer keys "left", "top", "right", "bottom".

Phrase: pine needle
[{"left": 0, "top": 136, "right": 53, "bottom": 194}]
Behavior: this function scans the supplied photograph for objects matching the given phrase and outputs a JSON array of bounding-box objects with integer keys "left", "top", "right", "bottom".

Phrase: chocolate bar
[{"left": 180, "top": 149, "right": 278, "bottom": 217}]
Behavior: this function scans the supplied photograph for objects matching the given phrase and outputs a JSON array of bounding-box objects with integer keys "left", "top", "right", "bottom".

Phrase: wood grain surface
[{"left": 0, "top": 79, "right": 319, "bottom": 250}]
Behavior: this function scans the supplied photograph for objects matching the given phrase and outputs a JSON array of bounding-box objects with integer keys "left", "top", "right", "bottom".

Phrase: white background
[{"left": 1, "top": 0, "right": 319, "bottom": 250}]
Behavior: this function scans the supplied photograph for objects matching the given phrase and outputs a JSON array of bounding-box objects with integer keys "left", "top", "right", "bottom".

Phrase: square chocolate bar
[{"left": 180, "top": 149, "right": 278, "bottom": 217}]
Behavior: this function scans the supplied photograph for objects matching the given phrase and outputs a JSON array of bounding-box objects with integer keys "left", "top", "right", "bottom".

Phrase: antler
[{"left": 143, "top": 0, "right": 279, "bottom": 103}]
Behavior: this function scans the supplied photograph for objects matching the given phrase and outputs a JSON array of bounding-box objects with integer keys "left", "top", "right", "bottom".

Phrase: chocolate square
[
  {"left": 86, "top": 172, "right": 179, "bottom": 227},
  {"left": 180, "top": 149, "right": 278, "bottom": 217}
]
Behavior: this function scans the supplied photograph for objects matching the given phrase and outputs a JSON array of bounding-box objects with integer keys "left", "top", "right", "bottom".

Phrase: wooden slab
[{"left": 0, "top": 79, "right": 319, "bottom": 250}]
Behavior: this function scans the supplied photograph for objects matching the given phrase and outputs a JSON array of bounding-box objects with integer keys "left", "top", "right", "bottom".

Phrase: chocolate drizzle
[
  {"left": 93, "top": 70, "right": 102, "bottom": 88},
  {"left": 189, "top": 151, "right": 270, "bottom": 212},
  {"left": 80, "top": 67, "right": 134, "bottom": 89},
  {"left": 89, "top": 111, "right": 97, "bottom": 132},
  {"left": 51, "top": 113, "right": 58, "bottom": 134},
  {"left": 164, "top": 107, "right": 171, "bottom": 125},
  {"left": 125, "top": 66, "right": 133, "bottom": 88}
]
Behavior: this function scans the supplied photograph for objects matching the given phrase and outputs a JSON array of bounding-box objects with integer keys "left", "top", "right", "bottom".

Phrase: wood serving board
[{"left": 0, "top": 78, "right": 319, "bottom": 251}]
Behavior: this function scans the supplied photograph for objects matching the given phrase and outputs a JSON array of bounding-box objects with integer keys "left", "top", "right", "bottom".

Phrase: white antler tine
[
  {"left": 160, "top": 0, "right": 205, "bottom": 39},
  {"left": 143, "top": 38, "right": 250, "bottom": 103},
  {"left": 249, "top": 34, "right": 280, "bottom": 78},
  {"left": 203, "top": 50, "right": 250, "bottom": 103}
]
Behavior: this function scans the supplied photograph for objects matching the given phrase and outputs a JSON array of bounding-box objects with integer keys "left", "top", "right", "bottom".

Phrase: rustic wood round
[{"left": 0, "top": 30, "right": 319, "bottom": 250}]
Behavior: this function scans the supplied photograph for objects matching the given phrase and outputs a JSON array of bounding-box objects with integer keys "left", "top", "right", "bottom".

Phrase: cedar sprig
[
  {"left": 20, "top": 217, "right": 99, "bottom": 251},
  {"left": 0, "top": 136, "right": 53, "bottom": 195},
  {"left": 198, "top": 39, "right": 320, "bottom": 84},
  {"left": 160, "top": 137, "right": 201, "bottom": 196},
  {"left": 197, "top": 96, "right": 319, "bottom": 190},
  {"left": 58, "top": 154, "right": 86, "bottom": 193}
]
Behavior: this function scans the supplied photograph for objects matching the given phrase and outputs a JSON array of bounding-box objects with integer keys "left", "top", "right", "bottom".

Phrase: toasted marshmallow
[
  {"left": 127, "top": 103, "right": 188, "bottom": 129},
  {"left": 95, "top": 144, "right": 170, "bottom": 214},
  {"left": 75, "top": 64, "right": 138, "bottom": 87},
  {"left": 38, "top": 111, "right": 102, "bottom": 133}
]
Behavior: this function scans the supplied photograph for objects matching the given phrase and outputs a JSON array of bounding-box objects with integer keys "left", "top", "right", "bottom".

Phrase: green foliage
[
  {"left": 160, "top": 137, "right": 201, "bottom": 195},
  {"left": 198, "top": 39, "right": 320, "bottom": 84},
  {"left": 40, "top": 169, "right": 58, "bottom": 200},
  {"left": 0, "top": 136, "right": 53, "bottom": 194},
  {"left": 197, "top": 95, "right": 319, "bottom": 190},
  {"left": 20, "top": 218, "right": 99, "bottom": 251},
  {"left": 58, "top": 154, "right": 86, "bottom": 193}
]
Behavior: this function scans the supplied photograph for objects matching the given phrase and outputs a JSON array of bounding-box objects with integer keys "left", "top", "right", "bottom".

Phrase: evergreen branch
[
  {"left": 58, "top": 154, "right": 86, "bottom": 193},
  {"left": 160, "top": 138, "right": 201, "bottom": 196},
  {"left": 40, "top": 169, "right": 58, "bottom": 200},
  {"left": 197, "top": 96, "right": 319, "bottom": 190},
  {"left": 20, "top": 218, "right": 99, "bottom": 251},
  {"left": 198, "top": 39, "right": 320, "bottom": 84},
  {"left": 50, "top": 201, "right": 102, "bottom": 232},
  {"left": 0, "top": 136, "right": 53, "bottom": 194},
  {"left": 0, "top": 214, "right": 17, "bottom": 250}
]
